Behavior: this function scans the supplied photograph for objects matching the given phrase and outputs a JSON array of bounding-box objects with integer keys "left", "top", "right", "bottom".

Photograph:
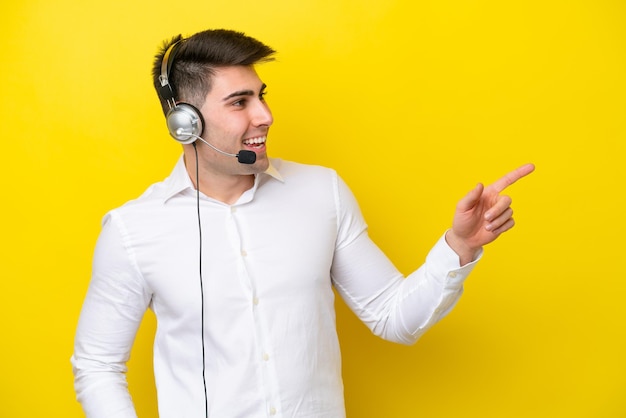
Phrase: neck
[{"left": 184, "top": 152, "right": 255, "bottom": 205}]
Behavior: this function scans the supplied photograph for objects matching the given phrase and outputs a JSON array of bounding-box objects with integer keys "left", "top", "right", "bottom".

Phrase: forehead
[{"left": 208, "top": 65, "right": 264, "bottom": 96}]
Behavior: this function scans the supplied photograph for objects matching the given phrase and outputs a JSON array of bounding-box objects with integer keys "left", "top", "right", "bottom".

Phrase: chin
[{"left": 253, "top": 158, "right": 270, "bottom": 173}]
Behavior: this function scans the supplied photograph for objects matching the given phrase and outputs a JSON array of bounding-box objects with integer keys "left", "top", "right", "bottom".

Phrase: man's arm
[
  {"left": 330, "top": 164, "right": 534, "bottom": 344},
  {"left": 332, "top": 229, "right": 480, "bottom": 345},
  {"left": 329, "top": 173, "right": 480, "bottom": 345},
  {"left": 71, "top": 212, "right": 151, "bottom": 418}
]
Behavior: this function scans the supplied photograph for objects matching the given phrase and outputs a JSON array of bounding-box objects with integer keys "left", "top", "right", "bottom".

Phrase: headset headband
[
  {"left": 158, "top": 39, "right": 184, "bottom": 107},
  {"left": 158, "top": 37, "right": 205, "bottom": 144}
]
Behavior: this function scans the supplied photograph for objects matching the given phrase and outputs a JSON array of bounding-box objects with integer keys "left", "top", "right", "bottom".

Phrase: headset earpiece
[
  {"left": 166, "top": 103, "right": 204, "bottom": 144},
  {"left": 159, "top": 39, "right": 204, "bottom": 145}
]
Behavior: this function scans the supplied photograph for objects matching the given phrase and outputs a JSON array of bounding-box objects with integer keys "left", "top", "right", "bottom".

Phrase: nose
[{"left": 252, "top": 99, "right": 273, "bottom": 127}]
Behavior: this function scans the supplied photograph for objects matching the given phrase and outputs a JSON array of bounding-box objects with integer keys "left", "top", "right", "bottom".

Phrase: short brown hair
[{"left": 152, "top": 29, "right": 276, "bottom": 115}]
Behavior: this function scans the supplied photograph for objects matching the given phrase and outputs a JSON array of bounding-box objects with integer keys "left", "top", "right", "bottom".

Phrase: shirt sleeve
[
  {"left": 330, "top": 174, "right": 482, "bottom": 345},
  {"left": 71, "top": 211, "right": 152, "bottom": 418}
]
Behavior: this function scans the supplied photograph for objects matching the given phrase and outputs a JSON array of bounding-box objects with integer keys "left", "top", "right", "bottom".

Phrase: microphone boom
[{"left": 180, "top": 131, "right": 257, "bottom": 165}]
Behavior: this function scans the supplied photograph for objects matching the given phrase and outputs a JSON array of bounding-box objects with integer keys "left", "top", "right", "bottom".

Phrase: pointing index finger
[{"left": 490, "top": 163, "right": 535, "bottom": 193}]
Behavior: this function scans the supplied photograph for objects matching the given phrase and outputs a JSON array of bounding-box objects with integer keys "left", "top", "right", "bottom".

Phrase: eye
[
  {"left": 259, "top": 90, "right": 268, "bottom": 101},
  {"left": 232, "top": 98, "right": 247, "bottom": 107}
]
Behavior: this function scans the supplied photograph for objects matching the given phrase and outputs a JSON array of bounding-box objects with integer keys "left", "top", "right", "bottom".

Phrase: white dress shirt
[{"left": 71, "top": 156, "right": 480, "bottom": 418}]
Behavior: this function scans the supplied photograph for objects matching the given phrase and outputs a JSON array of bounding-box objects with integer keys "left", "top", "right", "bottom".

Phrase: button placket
[{"left": 229, "top": 203, "right": 282, "bottom": 416}]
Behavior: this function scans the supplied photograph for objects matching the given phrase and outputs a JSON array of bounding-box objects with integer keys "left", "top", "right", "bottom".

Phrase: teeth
[{"left": 243, "top": 136, "right": 266, "bottom": 145}]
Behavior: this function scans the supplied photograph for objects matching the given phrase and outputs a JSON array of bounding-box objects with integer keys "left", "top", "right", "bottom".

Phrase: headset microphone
[{"left": 180, "top": 131, "right": 257, "bottom": 164}]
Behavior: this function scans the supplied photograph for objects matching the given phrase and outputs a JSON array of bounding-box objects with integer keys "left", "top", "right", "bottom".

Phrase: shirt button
[
  {"left": 449, "top": 272, "right": 457, "bottom": 278},
  {"left": 270, "top": 407, "right": 277, "bottom": 415},
  {"left": 263, "top": 353, "right": 270, "bottom": 361},
  {"left": 253, "top": 297, "right": 259, "bottom": 306},
  {"left": 241, "top": 250, "right": 247, "bottom": 257},
  {"left": 231, "top": 207, "right": 237, "bottom": 213}
]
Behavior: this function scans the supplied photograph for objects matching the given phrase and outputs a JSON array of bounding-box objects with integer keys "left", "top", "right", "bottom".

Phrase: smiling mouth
[{"left": 242, "top": 136, "right": 267, "bottom": 148}]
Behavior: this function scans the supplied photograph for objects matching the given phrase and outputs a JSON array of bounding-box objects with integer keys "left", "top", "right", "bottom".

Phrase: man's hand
[{"left": 446, "top": 163, "right": 535, "bottom": 265}]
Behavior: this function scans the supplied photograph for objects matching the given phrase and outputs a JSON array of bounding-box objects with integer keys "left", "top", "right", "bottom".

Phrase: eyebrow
[{"left": 222, "top": 83, "right": 267, "bottom": 101}]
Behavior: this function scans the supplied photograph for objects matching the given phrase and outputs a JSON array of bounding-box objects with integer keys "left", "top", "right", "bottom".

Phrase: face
[{"left": 194, "top": 65, "right": 273, "bottom": 177}]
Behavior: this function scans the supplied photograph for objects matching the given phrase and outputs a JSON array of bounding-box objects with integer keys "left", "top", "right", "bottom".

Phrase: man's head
[
  {"left": 152, "top": 29, "right": 276, "bottom": 116},
  {"left": 152, "top": 29, "right": 277, "bottom": 183}
]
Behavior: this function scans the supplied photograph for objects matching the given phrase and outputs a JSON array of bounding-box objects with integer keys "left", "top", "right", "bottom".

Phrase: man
[{"left": 71, "top": 29, "right": 534, "bottom": 418}]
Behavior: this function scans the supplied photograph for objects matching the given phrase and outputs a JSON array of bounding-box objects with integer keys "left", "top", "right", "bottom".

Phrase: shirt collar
[{"left": 159, "top": 154, "right": 284, "bottom": 204}]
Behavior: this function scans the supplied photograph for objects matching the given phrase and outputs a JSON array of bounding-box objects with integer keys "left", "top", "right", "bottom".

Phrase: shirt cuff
[{"left": 426, "top": 231, "right": 483, "bottom": 290}]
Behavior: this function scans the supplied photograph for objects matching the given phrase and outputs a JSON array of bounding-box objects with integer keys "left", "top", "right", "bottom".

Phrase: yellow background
[{"left": 1, "top": 0, "right": 624, "bottom": 417}]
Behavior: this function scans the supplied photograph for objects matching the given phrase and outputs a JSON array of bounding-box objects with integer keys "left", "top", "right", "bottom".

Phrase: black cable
[{"left": 193, "top": 142, "right": 209, "bottom": 418}]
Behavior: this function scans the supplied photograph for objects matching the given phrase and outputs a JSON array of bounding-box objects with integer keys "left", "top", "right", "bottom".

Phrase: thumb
[{"left": 456, "top": 183, "right": 484, "bottom": 213}]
